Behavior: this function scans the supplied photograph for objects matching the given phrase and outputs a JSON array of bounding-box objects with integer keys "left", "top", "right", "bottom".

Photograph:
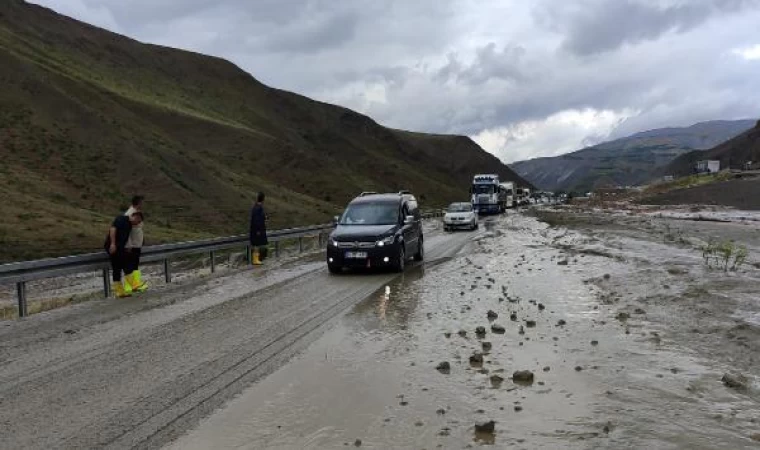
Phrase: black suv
[{"left": 327, "top": 191, "right": 424, "bottom": 273}]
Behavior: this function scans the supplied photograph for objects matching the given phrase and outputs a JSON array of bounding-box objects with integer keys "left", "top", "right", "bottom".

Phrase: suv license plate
[{"left": 345, "top": 251, "right": 368, "bottom": 259}]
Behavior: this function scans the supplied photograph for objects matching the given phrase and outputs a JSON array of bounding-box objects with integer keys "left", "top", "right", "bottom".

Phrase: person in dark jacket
[
  {"left": 104, "top": 210, "right": 144, "bottom": 297},
  {"left": 249, "top": 192, "right": 268, "bottom": 265}
]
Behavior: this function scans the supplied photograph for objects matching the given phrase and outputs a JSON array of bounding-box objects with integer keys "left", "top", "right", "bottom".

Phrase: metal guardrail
[{"left": 1, "top": 211, "right": 444, "bottom": 318}]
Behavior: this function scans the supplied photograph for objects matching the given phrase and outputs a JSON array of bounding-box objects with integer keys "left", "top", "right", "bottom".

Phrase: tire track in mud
[{"left": 0, "top": 225, "right": 481, "bottom": 450}]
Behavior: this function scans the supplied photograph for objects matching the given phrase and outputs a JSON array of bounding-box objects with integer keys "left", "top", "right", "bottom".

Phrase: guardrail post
[
  {"left": 246, "top": 245, "right": 252, "bottom": 265},
  {"left": 102, "top": 269, "right": 111, "bottom": 298},
  {"left": 164, "top": 258, "right": 172, "bottom": 283},
  {"left": 274, "top": 241, "right": 280, "bottom": 258},
  {"left": 17, "top": 282, "right": 27, "bottom": 318},
  {"left": 298, "top": 237, "right": 304, "bottom": 253},
  {"left": 210, "top": 251, "right": 216, "bottom": 273}
]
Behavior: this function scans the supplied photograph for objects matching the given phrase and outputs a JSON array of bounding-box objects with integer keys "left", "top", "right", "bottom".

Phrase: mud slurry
[{"left": 168, "top": 213, "right": 760, "bottom": 449}]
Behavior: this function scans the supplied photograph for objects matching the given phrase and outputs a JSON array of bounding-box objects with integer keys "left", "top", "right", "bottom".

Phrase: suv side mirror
[
  {"left": 333, "top": 215, "right": 340, "bottom": 225},
  {"left": 404, "top": 215, "right": 414, "bottom": 225}
]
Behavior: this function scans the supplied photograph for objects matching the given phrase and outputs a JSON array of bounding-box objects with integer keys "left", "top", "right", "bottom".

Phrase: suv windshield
[
  {"left": 473, "top": 185, "right": 495, "bottom": 195},
  {"left": 448, "top": 203, "right": 472, "bottom": 212},
  {"left": 340, "top": 202, "right": 399, "bottom": 226}
]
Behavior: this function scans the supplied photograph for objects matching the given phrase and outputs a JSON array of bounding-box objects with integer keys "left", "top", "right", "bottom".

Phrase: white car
[{"left": 443, "top": 202, "right": 478, "bottom": 231}]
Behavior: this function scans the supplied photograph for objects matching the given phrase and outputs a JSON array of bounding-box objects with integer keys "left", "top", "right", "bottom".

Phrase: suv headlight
[
  {"left": 330, "top": 238, "right": 339, "bottom": 248},
  {"left": 376, "top": 236, "right": 395, "bottom": 247}
]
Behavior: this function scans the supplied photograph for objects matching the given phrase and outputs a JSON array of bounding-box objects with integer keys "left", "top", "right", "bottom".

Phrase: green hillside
[{"left": 0, "top": 0, "right": 529, "bottom": 262}]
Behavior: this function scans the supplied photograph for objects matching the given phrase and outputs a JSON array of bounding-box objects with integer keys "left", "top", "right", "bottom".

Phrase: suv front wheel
[
  {"left": 394, "top": 245, "right": 406, "bottom": 273},
  {"left": 414, "top": 236, "right": 424, "bottom": 261}
]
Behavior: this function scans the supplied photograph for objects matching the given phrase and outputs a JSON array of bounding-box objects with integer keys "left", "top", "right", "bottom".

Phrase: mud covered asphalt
[
  {"left": 3, "top": 210, "right": 760, "bottom": 449},
  {"left": 0, "top": 223, "right": 474, "bottom": 449}
]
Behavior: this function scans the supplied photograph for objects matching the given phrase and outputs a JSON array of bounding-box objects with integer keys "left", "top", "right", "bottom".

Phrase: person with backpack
[
  {"left": 249, "top": 192, "right": 268, "bottom": 266},
  {"left": 105, "top": 210, "right": 144, "bottom": 298}
]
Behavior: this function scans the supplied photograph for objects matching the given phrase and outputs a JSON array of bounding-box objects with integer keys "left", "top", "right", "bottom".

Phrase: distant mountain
[
  {"left": 0, "top": 0, "right": 530, "bottom": 262},
  {"left": 510, "top": 120, "right": 757, "bottom": 192},
  {"left": 663, "top": 120, "right": 760, "bottom": 176}
]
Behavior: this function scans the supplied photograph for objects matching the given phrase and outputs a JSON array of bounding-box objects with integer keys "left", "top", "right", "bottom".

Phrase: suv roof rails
[
  {"left": 359, "top": 191, "right": 378, "bottom": 197},
  {"left": 398, "top": 190, "right": 412, "bottom": 196}
]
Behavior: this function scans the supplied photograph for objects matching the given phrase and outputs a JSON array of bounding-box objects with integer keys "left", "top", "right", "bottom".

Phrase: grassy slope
[
  {"left": 0, "top": 0, "right": 530, "bottom": 262},
  {"left": 663, "top": 121, "right": 760, "bottom": 177}
]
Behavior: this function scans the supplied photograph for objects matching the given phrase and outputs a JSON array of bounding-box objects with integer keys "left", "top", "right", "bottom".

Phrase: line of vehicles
[{"left": 324, "top": 174, "right": 548, "bottom": 274}]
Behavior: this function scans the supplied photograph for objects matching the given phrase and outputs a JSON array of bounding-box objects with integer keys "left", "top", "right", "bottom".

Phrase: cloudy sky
[{"left": 30, "top": 0, "right": 760, "bottom": 162}]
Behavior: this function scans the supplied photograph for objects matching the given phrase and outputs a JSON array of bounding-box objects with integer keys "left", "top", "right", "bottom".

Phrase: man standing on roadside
[
  {"left": 105, "top": 210, "right": 144, "bottom": 298},
  {"left": 249, "top": 192, "right": 268, "bottom": 266},
  {"left": 124, "top": 195, "right": 148, "bottom": 293}
]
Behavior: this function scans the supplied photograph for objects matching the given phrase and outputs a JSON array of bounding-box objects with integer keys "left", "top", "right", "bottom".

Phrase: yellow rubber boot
[
  {"left": 126, "top": 271, "right": 148, "bottom": 293},
  {"left": 123, "top": 278, "right": 133, "bottom": 296},
  {"left": 113, "top": 283, "right": 132, "bottom": 298},
  {"left": 252, "top": 249, "right": 263, "bottom": 266},
  {"left": 135, "top": 270, "right": 148, "bottom": 291}
]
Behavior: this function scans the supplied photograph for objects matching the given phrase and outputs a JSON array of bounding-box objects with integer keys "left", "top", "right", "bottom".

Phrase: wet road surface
[
  {"left": 167, "top": 212, "right": 760, "bottom": 449},
  {"left": 0, "top": 224, "right": 478, "bottom": 449}
]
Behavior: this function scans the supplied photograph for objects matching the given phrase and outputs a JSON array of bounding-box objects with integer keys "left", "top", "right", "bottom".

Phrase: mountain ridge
[
  {"left": 0, "top": 0, "right": 529, "bottom": 262},
  {"left": 510, "top": 119, "right": 756, "bottom": 192}
]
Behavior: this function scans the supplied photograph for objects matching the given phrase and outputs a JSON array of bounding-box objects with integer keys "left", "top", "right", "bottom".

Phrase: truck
[
  {"left": 471, "top": 174, "right": 503, "bottom": 214},
  {"left": 499, "top": 182, "right": 515, "bottom": 209}
]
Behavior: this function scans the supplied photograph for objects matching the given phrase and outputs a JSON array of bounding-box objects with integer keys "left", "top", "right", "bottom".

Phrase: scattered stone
[
  {"left": 490, "top": 374, "right": 504, "bottom": 387},
  {"left": 603, "top": 274, "right": 611, "bottom": 280},
  {"left": 751, "top": 433, "right": 760, "bottom": 442},
  {"left": 538, "top": 303, "right": 545, "bottom": 311},
  {"left": 543, "top": 366, "right": 551, "bottom": 372},
  {"left": 519, "top": 326, "right": 525, "bottom": 335},
  {"left": 557, "top": 259, "right": 569, "bottom": 266},
  {"left": 355, "top": 439, "right": 363, "bottom": 447},
  {"left": 487, "top": 310, "right": 498, "bottom": 320},
  {"left": 616, "top": 312, "right": 630, "bottom": 321},
  {"left": 415, "top": 421, "right": 424, "bottom": 427},
  {"left": 575, "top": 366, "right": 584, "bottom": 372},
  {"left": 514, "top": 405, "right": 523, "bottom": 412},
  {"left": 510, "top": 313, "right": 517, "bottom": 321},
  {"left": 591, "top": 340, "right": 599, "bottom": 346},
  {"left": 474, "top": 421, "right": 496, "bottom": 434},
  {"left": 482, "top": 341, "right": 492, "bottom": 352},
  {"left": 63, "top": 329, "right": 77, "bottom": 335},
  {"left": 475, "top": 326, "right": 487, "bottom": 337},
  {"left": 512, "top": 370, "right": 535, "bottom": 385},
  {"left": 437, "top": 408, "right": 447, "bottom": 415},
  {"left": 634, "top": 308, "right": 646, "bottom": 315},
  {"left": 444, "top": 332, "right": 452, "bottom": 338},
  {"left": 458, "top": 330, "right": 468, "bottom": 338},
  {"left": 436, "top": 362, "right": 451, "bottom": 374},
  {"left": 525, "top": 320, "right": 537, "bottom": 328},
  {"left": 722, "top": 373, "right": 748, "bottom": 390},
  {"left": 491, "top": 324, "right": 506, "bottom": 334},
  {"left": 469, "top": 352, "right": 484, "bottom": 366},
  {"left": 557, "top": 319, "right": 567, "bottom": 326}
]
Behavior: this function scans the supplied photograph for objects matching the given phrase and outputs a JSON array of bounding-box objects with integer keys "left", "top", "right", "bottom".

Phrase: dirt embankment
[{"left": 640, "top": 175, "right": 760, "bottom": 210}]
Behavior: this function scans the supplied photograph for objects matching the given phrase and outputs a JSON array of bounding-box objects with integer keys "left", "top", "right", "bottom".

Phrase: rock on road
[{"left": 0, "top": 224, "right": 479, "bottom": 449}]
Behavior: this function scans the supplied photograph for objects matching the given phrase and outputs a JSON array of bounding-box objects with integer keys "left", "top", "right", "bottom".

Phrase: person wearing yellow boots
[
  {"left": 124, "top": 196, "right": 147, "bottom": 293},
  {"left": 249, "top": 192, "right": 268, "bottom": 266},
  {"left": 105, "top": 210, "right": 144, "bottom": 298}
]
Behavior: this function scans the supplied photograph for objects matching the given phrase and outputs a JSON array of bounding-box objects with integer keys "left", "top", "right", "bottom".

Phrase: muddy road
[
  {"left": 168, "top": 211, "right": 760, "bottom": 449},
  {"left": 3, "top": 210, "right": 760, "bottom": 449},
  {"left": 0, "top": 225, "right": 477, "bottom": 449}
]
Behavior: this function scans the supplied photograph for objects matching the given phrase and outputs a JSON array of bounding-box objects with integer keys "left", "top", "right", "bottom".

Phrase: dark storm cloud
[{"left": 536, "top": 0, "right": 759, "bottom": 56}]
